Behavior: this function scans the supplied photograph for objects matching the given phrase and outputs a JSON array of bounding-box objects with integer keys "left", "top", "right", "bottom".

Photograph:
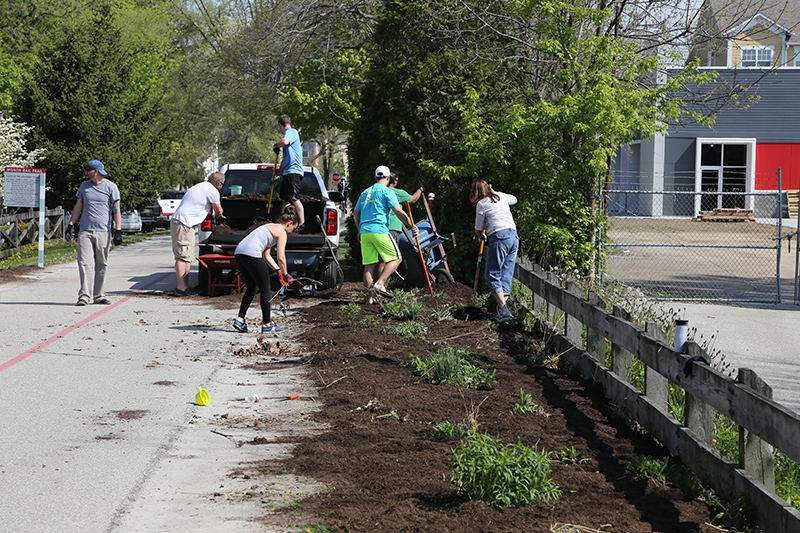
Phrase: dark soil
[{"left": 263, "top": 281, "right": 719, "bottom": 533}]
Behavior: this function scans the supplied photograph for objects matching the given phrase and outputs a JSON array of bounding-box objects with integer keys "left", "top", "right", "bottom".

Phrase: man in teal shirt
[
  {"left": 387, "top": 171, "right": 424, "bottom": 243},
  {"left": 353, "top": 165, "right": 418, "bottom": 303}
]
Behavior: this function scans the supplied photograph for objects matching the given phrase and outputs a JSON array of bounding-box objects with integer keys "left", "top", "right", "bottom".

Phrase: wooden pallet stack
[
  {"left": 694, "top": 208, "right": 755, "bottom": 222},
  {"left": 788, "top": 190, "right": 799, "bottom": 219}
]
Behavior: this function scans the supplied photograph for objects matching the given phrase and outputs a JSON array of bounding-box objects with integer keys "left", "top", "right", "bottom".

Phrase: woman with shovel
[
  {"left": 470, "top": 179, "right": 519, "bottom": 323},
  {"left": 232, "top": 205, "right": 299, "bottom": 334}
]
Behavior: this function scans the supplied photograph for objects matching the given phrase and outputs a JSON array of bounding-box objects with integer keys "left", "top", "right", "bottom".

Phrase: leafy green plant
[
  {"left": 433, "top": 421, "right": 469, "bottom": 437},
  {"left": 514, "top": 388, "right": 547, "bottom": 416},
  {"left": 385, "top": 320, "right": 427, "bottom": 339},
  {"left": 554, "top": 447, "right": 587, "bottom": 465},
  {"left": 430, "top": 305, "right": 456, "bottom": 321},
  {"left": 409, "top": 346, "right": 496, "bottom": 389},
  {"left": 626, "top": 454, "right": 671, "bottom": 484},
  {"left": 472, "top": 292, "right": 491, "bottom": 308},
  {"left": 358, "top": 315, "right": 378, "bottom": 328},
  {"left": 338, "top": 303, "right": 361, "bottom": 326},
  {"left": 450, "top": 429, "right": 561, "bottom": 507},
  {"left": 381, "top": 289, "right": 425, "bottom": 319}
]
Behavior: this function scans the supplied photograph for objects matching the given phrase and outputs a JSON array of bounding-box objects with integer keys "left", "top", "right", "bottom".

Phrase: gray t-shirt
[{"left": 76, "top": 179, "right": 121, "bottom": 231}]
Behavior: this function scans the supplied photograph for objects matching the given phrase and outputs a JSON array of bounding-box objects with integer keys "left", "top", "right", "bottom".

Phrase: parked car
[
  {"left": 121, "top": 210, "right": 143, "bottom": 234},
  {"left": 141, "top": 190, "right": 185, "bottom": 231}
]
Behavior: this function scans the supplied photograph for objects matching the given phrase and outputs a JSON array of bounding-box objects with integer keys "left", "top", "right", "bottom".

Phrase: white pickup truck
[{"left": 197, "top": 163, "right": 344, "bottom": 291}]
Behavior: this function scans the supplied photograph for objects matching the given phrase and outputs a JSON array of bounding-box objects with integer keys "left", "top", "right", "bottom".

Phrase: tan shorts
[{"left": 171, "top": 219, "right": 196, "bottom": 262}]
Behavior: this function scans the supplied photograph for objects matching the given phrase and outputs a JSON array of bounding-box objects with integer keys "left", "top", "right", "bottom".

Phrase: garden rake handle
[
  {"left": 473, "top": 226, "right": 485, "bottom": 293},
  {"left": 406, "top": 201, "right": 433, "bottom": 295},
  {"left": 267, "top": 150, "right": 280, "bottom": 216}
]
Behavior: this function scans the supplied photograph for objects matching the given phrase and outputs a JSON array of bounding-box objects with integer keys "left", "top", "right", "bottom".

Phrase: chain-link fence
[{"left": 600, "top": 187, "right": 785, "bottom": 302}]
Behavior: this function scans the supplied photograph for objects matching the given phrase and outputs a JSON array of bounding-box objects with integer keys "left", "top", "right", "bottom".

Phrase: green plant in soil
[
  {"left": 513, "top": 388, "right": 546, "bottom": 416},
  {"left": 338, "top": 303, "right": 361, "bottom": 326},
  {"left": 450, "top": 428, "right": 561, "bottom": 507},
  {"left": 358, "top": 315, "right": 378, "bottom": 328},
  {"left": 431, "top": 305, "right": 456, "bottom": 321},
  {"left": 381, "top": 289, "right": 424, "bottom": 319},
  {"left": 409, "top": 346, "right": 496, "bottom": 389},
  {"left": 554, "top": 447, "right": 586, "bottom": 465},
  {"left": 432, "top": 421, "right": 469, "bottom": 438},
  {"left": 385, "top": 320, "right": 427, "bottom": 340},
  {"left": 627, "top": 454, "right": 671, "bottom": 484}
]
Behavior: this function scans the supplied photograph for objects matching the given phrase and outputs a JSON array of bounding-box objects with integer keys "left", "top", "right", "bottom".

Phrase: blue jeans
[{"left": 485, "top": 228, "right": 519, "bottom": 296}]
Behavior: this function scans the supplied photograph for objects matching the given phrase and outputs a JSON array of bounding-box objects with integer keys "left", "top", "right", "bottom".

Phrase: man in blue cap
[{"left": 65, "top": 159, "right": 123, "bottom": 306}]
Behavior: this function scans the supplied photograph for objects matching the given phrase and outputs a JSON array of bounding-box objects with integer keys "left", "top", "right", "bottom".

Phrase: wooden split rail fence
[
  {"left": 0, "top": 208, "right": 66, "bottom": 260},
  {"left": 514, "top": 257, "right": 800, "bottom": 532}
]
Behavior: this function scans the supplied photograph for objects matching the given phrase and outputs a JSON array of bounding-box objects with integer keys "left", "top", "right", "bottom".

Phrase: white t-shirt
[
  {"left": 235, "top": 224, "right": 279, "bottom": 258},
  {"left": 475, "top": 191, "right": 517, "bottom": 236},
  {"left": 171, "top": 181, "right": 220, "bottom": 228}
]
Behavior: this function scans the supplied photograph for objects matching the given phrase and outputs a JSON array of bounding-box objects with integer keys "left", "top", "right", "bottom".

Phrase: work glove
[
  {"left": 113, "top": 229, "right": 123, "bottom": 246},
  {"left": 278, "top": 271, "right": 294, "bottom": 287},
  {"left": 417, "top": 183, "right": 425, "bottom": 192},
  {"left": 65, "top": 225, "right": 76, "bottom": 242},
  {"left": 273, "top": 146, "right": 280, "bottom": 155},
  {"left": 478, "top": 232, "right": 487, "bottom": 242}
]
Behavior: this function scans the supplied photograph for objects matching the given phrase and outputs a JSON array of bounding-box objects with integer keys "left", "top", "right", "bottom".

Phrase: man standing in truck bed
[{"left": 273, "top": 114, "right": 307, "bottom": 233}]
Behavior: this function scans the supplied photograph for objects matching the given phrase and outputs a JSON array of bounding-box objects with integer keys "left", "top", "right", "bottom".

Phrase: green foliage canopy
[
  {"left": 347, "top": 0, "right": 715, "bottom": 274},
  {"left": 14, "top": 6, "right": 174, "bottom": 210}
]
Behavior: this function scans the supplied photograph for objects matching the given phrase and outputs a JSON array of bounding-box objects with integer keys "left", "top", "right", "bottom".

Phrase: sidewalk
[
  {"left": 674, "top": 300, "right": 800, "bottom": 414},
  {"left": 0, "top": 235, "right": 319, "bottom": 532}
]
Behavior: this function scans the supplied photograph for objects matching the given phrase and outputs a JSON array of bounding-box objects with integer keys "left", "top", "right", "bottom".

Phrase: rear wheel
[
  {"left": 434, "top": 269, "right": 454, "bottom": 284},
  {"left": 319, "top": 261, "right": 341, "bottom": 290}
]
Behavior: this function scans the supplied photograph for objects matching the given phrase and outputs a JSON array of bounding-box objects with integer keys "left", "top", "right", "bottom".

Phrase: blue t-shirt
[
  {"left": 281, "top": 127, "right": 303, "bottom": 176},
  {"left": 354, "top": 183, "right": 399, "bottom": 234}
]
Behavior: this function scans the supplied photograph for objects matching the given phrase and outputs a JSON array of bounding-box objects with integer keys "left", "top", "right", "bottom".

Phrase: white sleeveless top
[{"left": 235, "top": 224, "right": 279, "bottom": 258}]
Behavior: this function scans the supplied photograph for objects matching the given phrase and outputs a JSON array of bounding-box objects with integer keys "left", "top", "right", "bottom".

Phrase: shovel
[
  {"left": 316, "top": 214, "right": 345, "bottom": 290},
  {"left": 473, "top": 226, "right": 485, "bottom": 293},
  {"left": 267, "top": 150, "right": 280, "bottom": 219}
]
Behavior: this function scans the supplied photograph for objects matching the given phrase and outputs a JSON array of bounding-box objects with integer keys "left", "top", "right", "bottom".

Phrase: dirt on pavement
[{"left": 241, "top": 281, "right": 720, "bottom": 533}]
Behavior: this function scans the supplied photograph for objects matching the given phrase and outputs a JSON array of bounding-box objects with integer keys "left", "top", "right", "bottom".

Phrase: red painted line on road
[{"left": 0, "top": 272, "right": 174, "bottom": 374}]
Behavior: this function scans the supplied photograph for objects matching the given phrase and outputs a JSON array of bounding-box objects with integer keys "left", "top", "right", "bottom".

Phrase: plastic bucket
[
  {"left": 230, "top": 185, "right": 242, "bottom": 196},
  {"left": 196, "top": 386, "right": 210, "bottom": 406}
]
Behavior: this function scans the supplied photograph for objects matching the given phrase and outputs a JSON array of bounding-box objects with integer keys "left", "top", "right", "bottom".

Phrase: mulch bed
[{"left": 263, "top": 281, "right": 719, "bottom": 532}]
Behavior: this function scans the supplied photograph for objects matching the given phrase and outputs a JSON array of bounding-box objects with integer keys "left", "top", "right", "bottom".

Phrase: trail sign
[{"left": 3, "top": 167, "right": 47, "bottom": 267}]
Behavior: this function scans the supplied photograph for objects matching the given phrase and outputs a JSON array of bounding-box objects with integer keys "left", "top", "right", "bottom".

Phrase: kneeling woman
[{"left": 232, "top": 205, "right": 298, "bottom": 333}]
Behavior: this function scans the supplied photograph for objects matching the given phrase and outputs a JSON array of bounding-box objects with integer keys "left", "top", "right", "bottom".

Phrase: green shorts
[{"left": 360, "top": 233, "right": 400, "bottom": 264}]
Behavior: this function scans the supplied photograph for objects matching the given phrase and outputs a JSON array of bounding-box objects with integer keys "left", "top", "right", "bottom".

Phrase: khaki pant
[{"left": 77, "top": 230, "right": 111, "bottom": 303}]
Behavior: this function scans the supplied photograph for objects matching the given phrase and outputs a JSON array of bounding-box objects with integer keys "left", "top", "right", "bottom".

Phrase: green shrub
[
  {"left": 513, "top": 388, "right": 546, "bottom": 415},
  {"left": 385, "top": 320, "right": 427, "bottom": 339},
  {"left": 432, "top": 421, "right": 469, "bottom": 437},
  {"left": 381, "top": 290, "right": 424, "bottom": 319},
  {"left": 409, "top": 346, "right": 496, "bottom": 389},
  {"left": 338, "top": 303, "right": 361, "bottom": 326},
  {"left": 450, "top": 429, "right": 561, "bottom": 507},
  {"left": 627, "top": 454, "right": 671, "bottom": 483}
]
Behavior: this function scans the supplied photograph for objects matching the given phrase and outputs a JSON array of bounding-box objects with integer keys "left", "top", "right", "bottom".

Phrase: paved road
[
  {"left": 0, "top": 235, "right": 319, "bottom": 532},
  {"left": 675, "top": 300, "right": 800, "bottom": 414}
]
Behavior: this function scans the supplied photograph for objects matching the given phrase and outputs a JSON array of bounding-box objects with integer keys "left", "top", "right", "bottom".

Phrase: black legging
[{"left": 235, "top": 254, "right": 272, "bottom": 323}]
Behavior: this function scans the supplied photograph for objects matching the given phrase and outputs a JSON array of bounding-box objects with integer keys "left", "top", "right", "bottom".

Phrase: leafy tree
[
  {"left": 14, "top": 6, "right": 174, "bottom": 210},
  {"left": 348, "top": 0, "right": 715, "bottom": 275}
]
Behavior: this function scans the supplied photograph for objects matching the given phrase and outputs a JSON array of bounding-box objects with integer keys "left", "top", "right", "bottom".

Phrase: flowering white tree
[{"left": 0, "top": 116, "right": 45, "bottom": 207}]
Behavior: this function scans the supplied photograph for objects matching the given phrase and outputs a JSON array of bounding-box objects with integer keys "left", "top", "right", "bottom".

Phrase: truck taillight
[
  {"left": 200, "top": 211, "right": 212, "bottom": 231},
  {"left": 325, "top": 209, "right": 338, "bottom": 236}
]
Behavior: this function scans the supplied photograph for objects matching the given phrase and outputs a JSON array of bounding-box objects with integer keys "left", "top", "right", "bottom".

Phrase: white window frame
[
  {"left": 694, "top": 138, "right": 756, "bottom": 216},
  {"left": 740, "top": 46, "right": 773, "bottom": 67}
]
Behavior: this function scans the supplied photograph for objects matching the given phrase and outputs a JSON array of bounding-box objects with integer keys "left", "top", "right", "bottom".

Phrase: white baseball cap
[{"left": 375, "top": 165, "right": 390, "bottom": 178}]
